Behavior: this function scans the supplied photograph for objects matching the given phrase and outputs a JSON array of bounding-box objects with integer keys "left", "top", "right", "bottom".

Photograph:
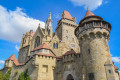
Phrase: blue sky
[{"left": 0, "top": 0, "right": 120, "bottom": 72}]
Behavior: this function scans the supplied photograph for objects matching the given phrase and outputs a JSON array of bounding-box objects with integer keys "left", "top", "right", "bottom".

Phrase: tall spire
[
  {"left": 45, "top": 12, "right": 53, "bottom": 37},
  {"left": 48, "top": 12, "right": 51, "bottom": 19}
]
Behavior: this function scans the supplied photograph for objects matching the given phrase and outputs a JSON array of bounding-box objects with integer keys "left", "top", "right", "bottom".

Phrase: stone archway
[{"left": 66, "top": 74, "right": 74, "bottom": 80}]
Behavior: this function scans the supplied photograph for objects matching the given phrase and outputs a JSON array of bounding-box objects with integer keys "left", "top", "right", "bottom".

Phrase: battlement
[{"left": 75, "top": 20, "right": 111, "bottom": 37}]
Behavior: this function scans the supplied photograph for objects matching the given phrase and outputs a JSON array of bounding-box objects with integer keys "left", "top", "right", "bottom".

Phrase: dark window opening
[
  {"left": 53, "top": 43, "right": 58, "bottom": 49},
  {"left": 88, "top": 49, "right": 90, "bottom": 54},
  {"left": 53, "top": 43, "right": 55, "bottom": 48},
  {"left": 66, "top": 74, "right": 74, "bottom": 80},
  {"left": 56, "top": 43, "right": 58, "bottom": 48},
  {"left": 34, "top": 36, "right": 40, "bottom": 48},
  {"left": 109, "top": 70, "right": 111, "bottom": 74},
  {"left": 89, "top": 73, "right": 94, "bottom": 80}
]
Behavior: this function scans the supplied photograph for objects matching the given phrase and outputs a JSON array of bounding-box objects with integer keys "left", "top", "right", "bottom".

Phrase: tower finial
[
  {"left": 38, "top": 23, "right": 40, "bottom": 27},
  {"left": 48, "top": 12, "right": 51, "bottom": 19},
  {"left": 87, "top": 6, "right": 89, "bottom": 10}
]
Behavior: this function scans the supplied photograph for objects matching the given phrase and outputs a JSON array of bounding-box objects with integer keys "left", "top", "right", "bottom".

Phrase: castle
[{"left": 1, "top": 10, "right": 119, "bottom": 80}]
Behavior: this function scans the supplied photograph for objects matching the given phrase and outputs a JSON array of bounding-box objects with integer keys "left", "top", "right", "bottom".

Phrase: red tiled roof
[
  {"left": 6, "top": 54, "right": 19, "bottom": 65},
  {"left": 85, "top": 10, "right": 95, "bottom": 17},
  {"left": 56, "top": 56, "right": 63, "bottom": 60},
  {"left": 35, "top": 52, "right": 56, "bottom": 57},
  {"left": 63, "top": 49, "right": 76, "bottom": 56},
  {"left": 32, "top": 43, "right": 50, "bottom": 52},
  {"left": 63, "top": 10, "right": 75, "bottom": 21},
  {"left": 114, "top": 65, "right": 119, "bottom": 70}
]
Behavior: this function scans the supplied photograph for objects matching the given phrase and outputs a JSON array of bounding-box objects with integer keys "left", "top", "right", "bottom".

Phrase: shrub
[
  {"left": 18, "top": 69, "right": 31, "bottom": 80},
  {"left": 15, "top": 70, "right": 18, "bottom": 75},
  {"left": 4, "top": 68, "right": 12, "bottom": 80}
]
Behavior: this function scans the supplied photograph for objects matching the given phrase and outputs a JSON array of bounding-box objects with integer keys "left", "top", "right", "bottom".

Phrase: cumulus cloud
[
  {"left": 15, "top": 45, "right": 20, "bottom": 51},
  {"left": 0, "top": 5, "right": 45, "bottom": 42},
  {"left": 69, "top": 0, "right": 103, "bottom": 10},
  {"left": 112, "top": 57, "right": 120, "bottom": 63},
  {"left": 0, "top": 60, "right": 5, "bottom": 64}
]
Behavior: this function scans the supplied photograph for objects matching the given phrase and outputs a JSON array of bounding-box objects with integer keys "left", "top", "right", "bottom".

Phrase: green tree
[
  {"left": 18, "top": 72, "right": 24, "bottom": 80},
  {"left": 0, "top": 71, "right": 3, "bottom": 80},
  {"left": 4, "top": 68, "right": 12, "bottom": 80},
  {"left": 18, "top": 69, "right": 31, "bottom": 80}
]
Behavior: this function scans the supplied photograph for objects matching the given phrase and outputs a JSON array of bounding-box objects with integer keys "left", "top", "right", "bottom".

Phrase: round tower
[{"left": 75, "top": 10, "right": 115, "bottom": 80}]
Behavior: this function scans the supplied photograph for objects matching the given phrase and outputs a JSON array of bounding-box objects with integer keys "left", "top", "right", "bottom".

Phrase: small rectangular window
[
  {"left": 42, "top": 65, "right": 48, "bottom": 73},
  {"left": 109, "top": 70, "right": 111, "bottom": 74},
  {"left": 88, "top": 49, "right": 90, "bottom": 54}
]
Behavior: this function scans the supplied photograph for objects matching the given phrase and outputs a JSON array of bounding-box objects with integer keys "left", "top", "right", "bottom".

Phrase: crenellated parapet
[
  {"left": 75, "top": 21, "right": 111, "bottom": 39},
  {"left": 77, "top": 28, "right": 110, "bottom": 41},
  {"left": 32, "top": 54, "right": 56, "bottom": 68}
]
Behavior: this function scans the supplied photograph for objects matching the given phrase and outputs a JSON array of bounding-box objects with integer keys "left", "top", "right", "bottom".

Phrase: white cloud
[
  {"left": 112, "top": 57, "right": 120, "bottom": 63},
  {"left": 0, "top": 60, "right": 5, "bottom": 64},
  {"left": 54, "top": 13, "right": 60, "bottom": 19},
  {"left": 69, "top": 0, "right": 103, "bottom": 10},
  {"left": 15, "top": 45, "right": 20, "bottom": 51},
  {"left": 0, "top": 5, "right": 45, "bottom": 42}
]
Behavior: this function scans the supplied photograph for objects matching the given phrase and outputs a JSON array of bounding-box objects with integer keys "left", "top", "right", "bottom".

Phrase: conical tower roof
[{"left": 85, "top": 10, "right": 95, "bottom": 17}]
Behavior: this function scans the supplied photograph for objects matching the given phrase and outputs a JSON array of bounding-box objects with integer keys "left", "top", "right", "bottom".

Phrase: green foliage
[
  {"left": 4, "top": 68, "right": 12, "bottom": 80},
  {"left": 0, "top": 68, "right": 11, "bottom": 80},
  {"left": 18, "top": 69, "right": 31, "bottom": 80},
  {"left": 0, "top": 71, "right": 4, "bottom": 80},
  {"left": 15, "top": 70, "right": 18, "bottom": 75}
]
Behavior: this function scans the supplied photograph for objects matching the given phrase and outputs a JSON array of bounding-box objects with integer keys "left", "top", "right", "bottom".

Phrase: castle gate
[{"left": 66, "top": 74, "right": 74, "bottom": 80}]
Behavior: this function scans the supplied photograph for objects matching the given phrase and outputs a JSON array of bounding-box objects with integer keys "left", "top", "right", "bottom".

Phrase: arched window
[
  {"left": 34, "top": 36, "right": 40, "bottom": 48},
  {"left": 53, "top": 43, "right": 55, "bottom": 48},
  {"left": 56, "top": 43, "right": 58, "bottom": 48}
]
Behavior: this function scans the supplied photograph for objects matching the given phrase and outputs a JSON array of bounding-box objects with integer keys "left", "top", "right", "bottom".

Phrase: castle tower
[
  {"left": 45, "top": 12, "right": 53, "bottom": 37},
  {"left": 18, "top": 30, "right": 34, "bottom": 64},
  {"left": 31, "top": 43, "right": 56, "bottom": 80},
  {"left": 5, "top": 54, "right": 19, "bottom": 68},
  {"left": 56, "top": 10, "right": 80, "bottom": 53},
  {"left": 75, "top": 10, "right": 115, "bottom": 80}
]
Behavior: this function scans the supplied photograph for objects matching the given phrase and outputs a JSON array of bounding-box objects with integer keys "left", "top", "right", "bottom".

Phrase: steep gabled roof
[
  {"left": 85, "top": 10, "right": 95, "bottom": 17},
  {"left": 63, "top": 10, "right": 75, "bottom": 21},
  {"left": 32, "top": 43, "right": 50, "bottom": 52},
  {"left": 6, "top": 54, "right": 19, "bottom": 65}
]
